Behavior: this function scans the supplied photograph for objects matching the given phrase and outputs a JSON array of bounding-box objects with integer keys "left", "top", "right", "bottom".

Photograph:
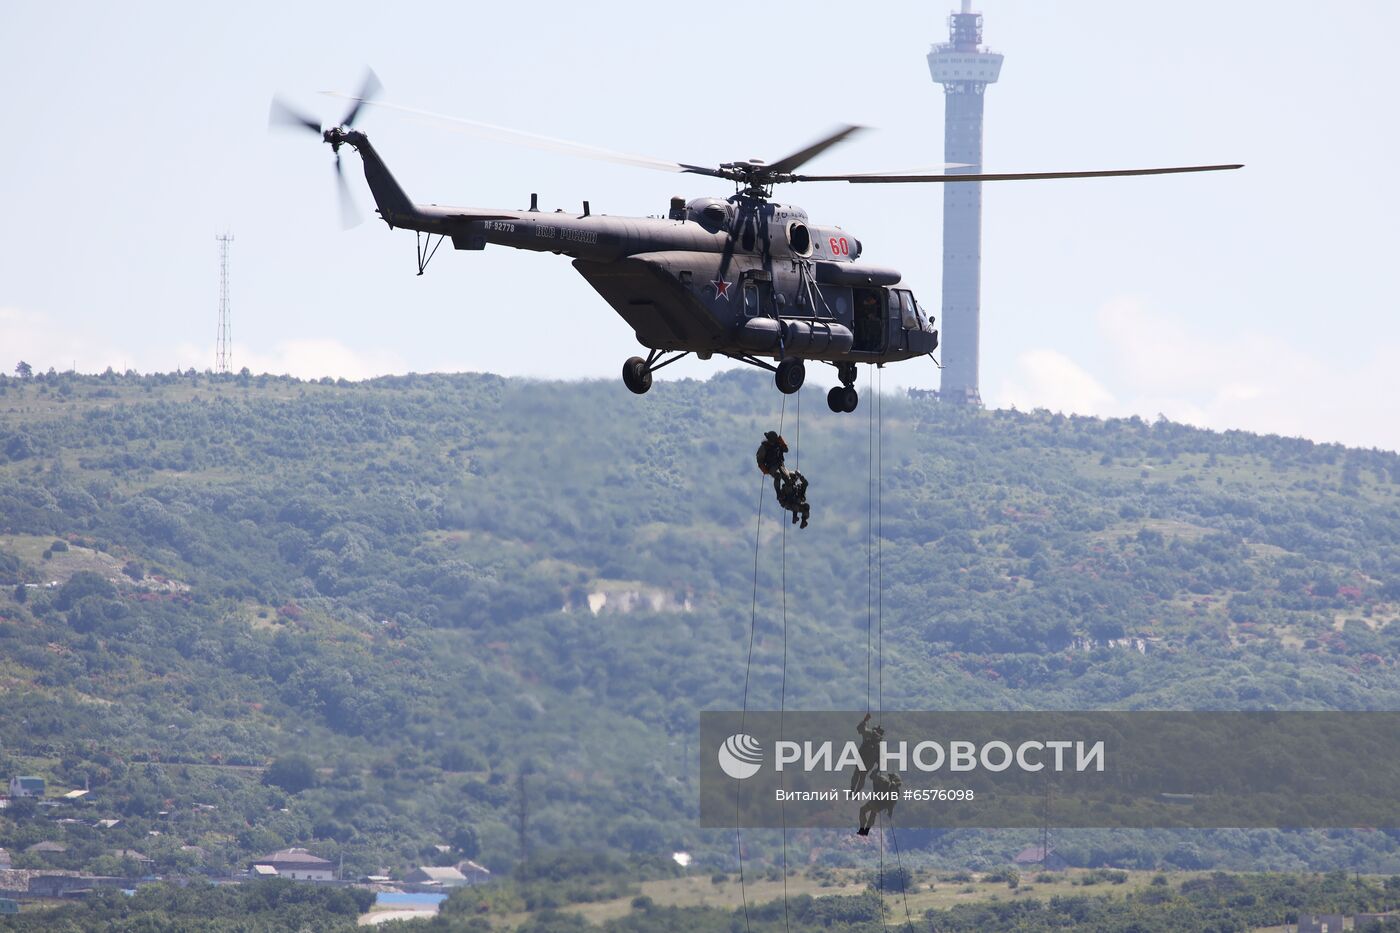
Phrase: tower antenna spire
[{"left": 215, "top": 233, "right": 234, "bottom": 374}]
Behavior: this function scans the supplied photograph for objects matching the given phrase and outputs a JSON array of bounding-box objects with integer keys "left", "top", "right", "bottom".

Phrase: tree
[
  {"left": 4, "top": 431, "right": 34, "bottom": 460},
  {"left": 55, "top": 571, "right": 116, "bottom": 611},
  {"left": 15, "top": 360, "right": 32, "bottom": 379},
  {"left": 450, "top": 823, "right": 480, "bottom": 859},
  {"left": 264, "top": 754, "right": 318, "bottom": 794}
]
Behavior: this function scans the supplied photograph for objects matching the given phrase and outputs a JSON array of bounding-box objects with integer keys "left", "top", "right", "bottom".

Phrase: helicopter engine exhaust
[{"left": 737, "top": 318, "right": 854, "bottom": 356}]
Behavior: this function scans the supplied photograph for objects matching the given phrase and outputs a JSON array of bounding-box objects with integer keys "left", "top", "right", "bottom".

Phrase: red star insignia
[{"left": 710, "top": 276, "right": 731, "bottom": 300}]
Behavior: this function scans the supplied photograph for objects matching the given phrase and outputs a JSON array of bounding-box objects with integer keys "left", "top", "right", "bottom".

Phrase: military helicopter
[{"left": 271, "top": 73, "right": 1240, "bottom": 413}]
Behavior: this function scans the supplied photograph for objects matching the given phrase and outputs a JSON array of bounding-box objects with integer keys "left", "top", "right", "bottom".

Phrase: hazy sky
[{"left": 4, "top": 2, "right": 1398, "bottom": 450}]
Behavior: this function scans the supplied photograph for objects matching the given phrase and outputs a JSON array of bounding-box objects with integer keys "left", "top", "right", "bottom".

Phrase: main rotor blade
[
  {"left": 799, "top": 162, "right": 970, "bottom": 177},
  {"left": 269, "top": 96, "right": 322, "bottom": 134},
  {"left": 793, "top": 164, "right": 1245, "bottom": 184},
  {"left": 322, "top": 93, "right": 722, "bottom": 176},
  {"left": 766, "top": 125, "right": 866, "bottom": 175},
  {"left": 339, "top": 68, "right": 382, "bottom": 128}
]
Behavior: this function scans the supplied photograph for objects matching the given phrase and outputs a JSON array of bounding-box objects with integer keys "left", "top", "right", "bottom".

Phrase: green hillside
[{"left": 2, "top": 368, "right": 1400, "bottom": 881}]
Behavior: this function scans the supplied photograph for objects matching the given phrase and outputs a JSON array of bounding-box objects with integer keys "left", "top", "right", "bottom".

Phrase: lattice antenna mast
[{"left": 215, "top": 234, "right": 234, "bottom": 374}]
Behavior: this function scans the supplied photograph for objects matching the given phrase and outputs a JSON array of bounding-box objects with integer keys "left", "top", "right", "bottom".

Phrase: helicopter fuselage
[
  {"left": 278, "top": 101, "right": 1236, "bottom": 405},
  {"left": 342, "top": 129, "right": 937, "bottom": 394}
]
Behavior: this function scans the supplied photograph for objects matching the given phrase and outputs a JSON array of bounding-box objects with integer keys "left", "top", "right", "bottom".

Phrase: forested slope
[{"left": 2, "top": 368, "right": 1399, "bottom": 878}]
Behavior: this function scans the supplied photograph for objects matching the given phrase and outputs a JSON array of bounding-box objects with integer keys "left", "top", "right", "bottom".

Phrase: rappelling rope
[
  {"left": 862, "top": 361, "right": 873, "bottom": 913},
  {"left": 884, "top": 812, "right": 917, "bottom": 931},
  {"left": 865, "top": 366, "right": 910, "bottom": 928},
  {"left": 877, "top": 364, "right": 884, "bottom": 717},
  {"left": 736, "top": 434, "right": 767, "bottom": 933},
  {"left": 878, "top": 807, "right": 888, "bottom": 929},
  {"left": 876, "top": 370, "right": 915, "bottom": 930},
  {"left": 867, "top": 363, "right": 875, "bottom": 714},
  {"left": 777, "top": 389, "right": 797, "bottom": 932},
  {"left": 739, "top": 394, "right": 793, "bottom": 933}
]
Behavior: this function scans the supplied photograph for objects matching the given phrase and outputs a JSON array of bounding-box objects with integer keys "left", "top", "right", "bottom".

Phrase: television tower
[
  {"left": 928, "top": 1, "right": 1002, "bottom": 405},
  {"left": 215, "top": 233, "right": 234, "bottom": 374}
]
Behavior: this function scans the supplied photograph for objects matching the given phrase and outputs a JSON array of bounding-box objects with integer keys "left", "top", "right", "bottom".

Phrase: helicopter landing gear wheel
[
  {"left": 828, "top": 362, "right": 859, "bottom": 412},
  {"left": 826, "top": 385, "right": 858, "bottom": 412},
  {"left": 622, "top": 356, "right": 652, "bottom": 395},
  {"left": 775, "top": 358, "right": 806, "bottom": 395},
  {"left": 622, "top": 349, "right": 691, "bottom": 395}
]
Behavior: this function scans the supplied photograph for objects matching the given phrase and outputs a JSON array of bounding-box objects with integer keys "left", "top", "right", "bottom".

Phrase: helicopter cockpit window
[
  {"left": 914, "top": 298, "right": 934, "bottom": 333},
  {"left": 896, "top": 290, "right": 919, "bottom": 329}
]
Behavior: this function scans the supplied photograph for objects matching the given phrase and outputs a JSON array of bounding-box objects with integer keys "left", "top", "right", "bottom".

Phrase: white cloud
[
  {"left": 2, "top": 306, "right": 408, "bottom": 382},
  {"left": 996, "top": 348, "right": 1115, "bottom": 416},
  {"left": 0, "top": 307, "right": 132, "bottom": 374},
  {"left": 175, "top": 338, "right": 406, "bottom": 381},
  {"left": 992, "top": 298, "right": 1400, "bottom": 453}
]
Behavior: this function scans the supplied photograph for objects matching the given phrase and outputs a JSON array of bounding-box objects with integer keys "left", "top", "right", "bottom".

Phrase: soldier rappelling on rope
[
  {"left": 851, "top": 712, "right": 884, "bottom": 793},
  {"left": 856, "top": 770, "right": 902, "bottom": 836},
  {"left": 756, "top": 431, "right": 811, "bottom": 529}
]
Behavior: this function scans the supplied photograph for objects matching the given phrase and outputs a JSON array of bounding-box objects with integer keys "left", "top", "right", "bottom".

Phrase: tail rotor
[{"left": 269, "top": 68, "right": 381, "bottom": 228}]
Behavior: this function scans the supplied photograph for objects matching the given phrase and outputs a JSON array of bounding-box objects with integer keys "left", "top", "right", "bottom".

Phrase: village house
[
  {"left": 109, "top": 849, "right": 154, "bottom": 868},
  {"left": 1011, "top": 845, "right": 1068, "bottom": 872},
  {"left": 405, "top": 865, "right": 468, "bottom": 887},
  {"left": 7, "top": 776, "right": 44, "bottom": 798},
  {"left": 248, "top": 848, "right": 335, "bottom": 881},
  {"left": 1297, "top": 914, "right": 1345, "bottom": 933},
  {"left": 455, "top": 860, "right": 492, "bottom": 884}
]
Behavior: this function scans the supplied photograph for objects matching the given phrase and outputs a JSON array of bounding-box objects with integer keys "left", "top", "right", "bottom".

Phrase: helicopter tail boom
[{"left": 329, "top": 129, "right": 419, "bottom": 229}]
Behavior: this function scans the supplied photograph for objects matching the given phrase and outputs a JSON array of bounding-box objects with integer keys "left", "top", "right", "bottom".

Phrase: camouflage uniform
[
  {"left": 850, "top": 714, "right": 885, "bottom": 793},
  {"left": 757, "top": 431, "right": 808, "bottom": 527},
  {"left": 755, "top": 431, "right": 790, "bottom": 480},
  {"left": 776, "top": 471, "right": 810, "bottom": 529},
  {"left": 857, "top": 770, "right": 902, "bottom": 835}
]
